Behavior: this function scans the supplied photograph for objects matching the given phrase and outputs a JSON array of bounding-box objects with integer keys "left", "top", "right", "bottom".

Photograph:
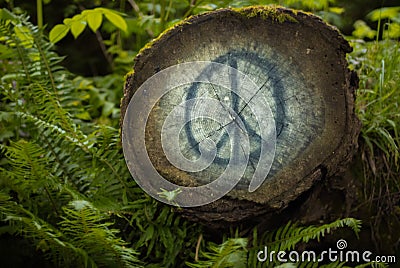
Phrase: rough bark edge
[
  {"left": 120, "top": 6, "right": 362, "bottom": 225},
  {"left": 180, "top": 68, "right": 360, "bottom": 226},
  {"left": 121, "top": 6, "right": 307, "bottom": 126}
]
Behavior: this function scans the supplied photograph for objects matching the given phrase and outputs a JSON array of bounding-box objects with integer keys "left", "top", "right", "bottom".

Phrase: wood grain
[{"left": 121, "top": 6, "right": 361, "bottom": 223}]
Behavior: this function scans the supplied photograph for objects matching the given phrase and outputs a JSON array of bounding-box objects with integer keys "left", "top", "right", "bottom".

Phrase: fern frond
[
  {"left": 0, "top": 140, "right": 57, "bottom": 200},
  {"left": 13, "top": 112, "right": 133, "bottom": 203},
  {"left": 16, "top": 112, "right": 90, "bottom": 150},
  {"left": 266, "top": 218, "right": 362, "bottom": 251},
  {"left": 246, "top": 218, "right": 362, "bottom": 267},
  {"left": 274, "top": 264, "right": 298, "bottom": 268},
  {"left": 0, "top": 191, "right": 87, "bottom": 267},
  {"left": 297, "top": 260, "right": 351, "bottom": 268},
  {"left": 60, "top": 200, "right": 142, "bottom": 268},
  {"left": 0, "top": 11, "right": 145, "bottom": 267},
  {"left": 0, "top": 12, "right": 90, "bottom": 145},
  {"left": 186, "top": 238, "right": 248, "bottom": 268},
  {"left": 355, "top": 262, "right": 388, "bottom": 268}
]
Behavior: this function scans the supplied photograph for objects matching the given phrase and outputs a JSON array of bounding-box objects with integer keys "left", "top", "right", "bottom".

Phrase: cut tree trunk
[{"left": 121, "top": 6, "right": 361, "bottom": 224}]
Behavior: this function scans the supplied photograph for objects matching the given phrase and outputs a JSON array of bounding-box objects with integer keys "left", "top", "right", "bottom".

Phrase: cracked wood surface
[{"left": 121, "top": 6, "right": 361, "bottom": 223}]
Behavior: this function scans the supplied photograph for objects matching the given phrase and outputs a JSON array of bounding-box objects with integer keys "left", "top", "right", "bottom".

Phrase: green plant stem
[
  {"left": 95, "top": 30, "right": 114, "bottom": 70},
  {"left": 165, "top": 0, "right": 173, "bottom": 23},
  {"left": 160, "top": 0, "right": 166, "bottom": 30},
  {"left": 127, "top": 0, "right": 154, "bottom": 37},
  {"left": 44, "top": 186, "right": 60, "bottom": 217},
  {"left": 36, "top": 0, "right": 43, "bottom": 28}
]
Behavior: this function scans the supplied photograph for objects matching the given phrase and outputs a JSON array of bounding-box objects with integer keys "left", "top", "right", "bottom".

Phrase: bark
[{"left": 121, "top": 6, "right": 361, "bottom": 224}]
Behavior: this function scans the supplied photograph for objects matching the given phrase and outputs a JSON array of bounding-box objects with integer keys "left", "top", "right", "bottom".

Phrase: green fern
[
  {"left": 0, "top": 6, "right": 388, "bottom": 268},
  {"left": 59, "top": 200, "right": 141, "bottom": 268},
  {"left": 265, "top": 218, "right": 361, "bottom": 252},
  {"left": 189, "top": 218, "right": 362, "bottom": 268},
  {"left": 0, "top": 9, "right": 197, "bottom": 267},
  {"left": 186, "top": 238, "right": 248, "bottom": 268},
  {"left": 250, "top": 218, "right": 361, "bottom": 267},
  {"left": 279, "top": 260, "right": 388, "bottom": 268},
  {"left": 0, "top": 191, "right": 83, "bottom": 266}
]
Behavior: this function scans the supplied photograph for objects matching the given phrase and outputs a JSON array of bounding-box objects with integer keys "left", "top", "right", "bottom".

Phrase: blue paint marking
[{"left": 184, "top": 50, "right": 286, "bottom": 184}]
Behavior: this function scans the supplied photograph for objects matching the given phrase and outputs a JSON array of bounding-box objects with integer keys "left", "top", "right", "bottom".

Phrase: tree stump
[{"left": 121, "top": 6, "right": 360, "bottom": 223}]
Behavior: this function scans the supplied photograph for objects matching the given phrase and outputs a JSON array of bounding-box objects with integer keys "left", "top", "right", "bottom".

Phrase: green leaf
[
  {"left": 63, "top": 18, "right": 72, "bottom": 25},
  {"left": 14, "top": 25, "right": 34, "bottom": 48},
  {"left": 368, "top": 7, "right": 400, "bottom": 22},
  {"left": 86, "top": 11, "right": 103, "bottom": 32},
  {"left": 99, "top": 8, "right": 127, "bottom": 32},
  {"left": 49, "top": 24, "right": 70, "bottom": 43},
  {"left": 352, "top": 20, "right": 376, "bottom": 39},
  {"left": 0, "top": 8, "right": 17, "bottom": 22},
  {"left": 70, "top": 20, "right": 86, "bottom": 39},
  {"left": 387, "top": 22, "right": 400, "bottom": 39},
  {"left": 329, "top": 7, "right": 344, "bottom": 15},
  {"left": 75, "top": 111, "right": 91, "bottom": 120}
]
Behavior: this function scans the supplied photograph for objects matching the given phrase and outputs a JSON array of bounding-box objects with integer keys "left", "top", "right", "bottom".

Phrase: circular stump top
[{"left": 121, "top": 6, "right": 360, "bottom": 223}]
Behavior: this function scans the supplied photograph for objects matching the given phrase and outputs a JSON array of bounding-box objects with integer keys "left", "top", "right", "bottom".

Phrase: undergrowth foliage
[
  {"left": 0, "top": 10, "right": 195, "bottom": 267},
  {"left": 0, "top": 2, "right": 398, "bottom": 267},
  {"left": 0, "top": 9, "right": 140, "bottom": 267},
  {"left": 187, "top": 219, "right": 364, "bottom": 268},
  {"left": 349, "top": 18, "right": 400, "bottom": 244}
]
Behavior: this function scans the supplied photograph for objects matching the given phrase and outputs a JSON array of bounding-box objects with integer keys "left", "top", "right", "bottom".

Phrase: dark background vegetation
[{"left": 4, "top": 0, "right": 399, "bottom": 77}]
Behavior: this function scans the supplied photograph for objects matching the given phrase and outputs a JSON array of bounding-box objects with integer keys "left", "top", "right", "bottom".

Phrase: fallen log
[{"left": 121, "top": 6, "right": 361, "bottom": 224}]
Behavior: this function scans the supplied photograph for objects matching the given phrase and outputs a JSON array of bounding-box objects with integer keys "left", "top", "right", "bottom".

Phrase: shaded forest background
[{"left": 0, "top": 0, "right": 399, "bottom": 267}]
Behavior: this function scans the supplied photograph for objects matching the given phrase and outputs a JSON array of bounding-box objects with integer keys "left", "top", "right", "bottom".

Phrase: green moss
[
  {"left": 234, "top": 5, "right": 298, "bottom": 23},
  {"left": 135, "top": 19, "right": 191, "bottom": 58},
  {"left": 133, "top": 6, "right": 298, "bottom": 65},
  {"left": 124, "top": 69, "right": 134, "bottom": 80},
  {"left": 135, "top": 6, "right": 299, "bottom": 60}
]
